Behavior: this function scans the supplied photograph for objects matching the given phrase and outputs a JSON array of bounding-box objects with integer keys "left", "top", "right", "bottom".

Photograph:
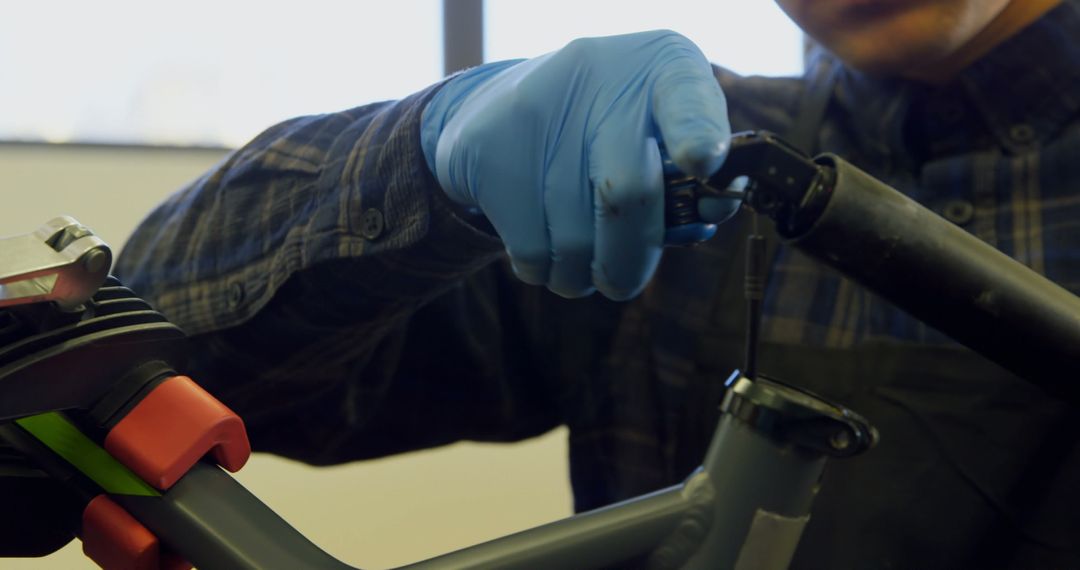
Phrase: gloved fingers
[
  {"left": 544, "top": 148, "right": 597, "bottom": 298},
  {"left": 660, "top": 145, "right": 721, "bottom": 245},
  {"left": 464, "top": 142, "right": 552, "bottom": 286},
  {"left": 697, "top": 197, "right": 740, "bottom": 224},
  {"left": 492, "top": 186, "right": 552, "bottom": 287},
  {"left": 588, "top": 114, "right": 666, "bottom": 301},
  {"left": 698, "top": 176, "right": 748, "bottom": 224},
  {"left": 664, "top": 223, "right": 718, "bottom": 245},
  {"left": 649, "top": 37, "right": 730, "bottom": 180},
  {"left": 423, "top": 30, "right": 732, "bottom": 298}
]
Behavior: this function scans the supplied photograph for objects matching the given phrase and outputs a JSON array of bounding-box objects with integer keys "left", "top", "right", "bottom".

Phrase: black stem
[{"left": 744, "top": 215, "right": 766, "bottom": 380}]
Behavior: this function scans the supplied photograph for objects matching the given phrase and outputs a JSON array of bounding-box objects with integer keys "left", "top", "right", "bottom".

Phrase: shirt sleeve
[
  {"left": 113, "top": 82, "right": 567, "bottom": 463},
  {"left": 115, "top": 82, "right": 502, "bottom": 337}
]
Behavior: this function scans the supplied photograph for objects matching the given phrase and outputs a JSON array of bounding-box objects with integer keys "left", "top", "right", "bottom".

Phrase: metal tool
[
  {"left": 0, "top": 216, "right": 111, "bottom": 311},
  {"left": 664, "top": 131, "right": 1080, "bottom": 399}
]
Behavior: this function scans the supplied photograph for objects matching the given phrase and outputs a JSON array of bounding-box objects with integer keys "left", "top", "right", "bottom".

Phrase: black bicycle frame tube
[{"left": 782, "top": 154, "right": 1080, "bottom": 401}]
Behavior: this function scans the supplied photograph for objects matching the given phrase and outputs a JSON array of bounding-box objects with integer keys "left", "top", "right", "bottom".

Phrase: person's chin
[
  {"left": 832, "top": 45, "right": 923, "bottom": 78},
  {"left": 823, "top": 23, "right": 960, "bottom": 80}
]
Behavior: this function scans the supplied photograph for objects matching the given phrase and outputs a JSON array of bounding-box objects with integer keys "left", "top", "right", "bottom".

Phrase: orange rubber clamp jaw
[
  {"left": 104, "top": 376, "right": 251, "bottom": 491},
  {"left": 82, "top": 495, "right": 191, "bottom": 570}
]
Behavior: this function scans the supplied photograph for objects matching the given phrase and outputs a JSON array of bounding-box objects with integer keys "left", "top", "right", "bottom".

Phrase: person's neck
[{"left": 907, "top": 0, "right": 1062, "bottom": 84}]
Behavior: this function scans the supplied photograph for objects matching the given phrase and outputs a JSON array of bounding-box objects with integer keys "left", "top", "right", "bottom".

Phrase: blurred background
[{"left": 1, "top": 1, "right": 801, "bottom": 567}]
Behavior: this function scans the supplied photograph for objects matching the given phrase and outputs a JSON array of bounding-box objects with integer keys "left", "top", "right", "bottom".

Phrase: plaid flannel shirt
[{"left": 116, "top": 2, "right": 1080, "bottom": 566}]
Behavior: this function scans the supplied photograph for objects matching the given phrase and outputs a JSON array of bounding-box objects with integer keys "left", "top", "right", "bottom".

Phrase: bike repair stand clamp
[{"left": 0, "top": 216, "right": 251, "bottom": 570}]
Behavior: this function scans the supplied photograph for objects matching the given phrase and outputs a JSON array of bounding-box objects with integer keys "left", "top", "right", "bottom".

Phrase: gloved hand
[{"left": 421, "top": 30, "right": 737, "bottom": 300}]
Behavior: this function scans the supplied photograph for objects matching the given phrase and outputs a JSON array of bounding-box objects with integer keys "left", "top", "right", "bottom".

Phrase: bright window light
[
  {"left": 0, "top": 1, "right": 442, "bottom": 147},
  {"left": 485, "top": 0, "right": 804, "bottom": 77},
  {"left": 3, "top": 2, "right": 800, "bottom": 148}
]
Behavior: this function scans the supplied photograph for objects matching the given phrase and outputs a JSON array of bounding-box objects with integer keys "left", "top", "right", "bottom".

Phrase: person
[{"left": 110, "top": 0, "right": 1079, "bottom": 567}]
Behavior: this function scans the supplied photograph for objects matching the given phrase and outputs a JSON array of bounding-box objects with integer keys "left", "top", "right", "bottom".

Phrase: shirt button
[
  {"left": 1008, "top": 124, "right": 1035, "bottom": 145},
  {"left": 360, "top": 208, "right": 385, "bottom": 240},
  {"left": 941, "top": 199, "right": 974, "bottom": 226},
  {"left": 227, "top": 281, "right": 245, "bottom": 308}
]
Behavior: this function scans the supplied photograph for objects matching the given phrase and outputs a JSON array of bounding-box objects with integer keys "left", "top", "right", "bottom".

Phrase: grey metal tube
[
  {"left": 100, "top": 380, "right": 847, "bottom": 570},
  {"left": 403, "top": 378, "right": 839, "bottom": 570},
  {"left": 684, "top": 415, "right": 826, "bottom": 570},
  {"left": 112, "top": 416, "right": 814, "bottom": 570},
  {"left": 116, "top": 463, "right": 355, "bottom": 570},
  {"left": 401, "top": 483, "right": 691, "bottom": 569},
  {"left": 790, "top": 154, "right": 1080, "bottom": 400}
]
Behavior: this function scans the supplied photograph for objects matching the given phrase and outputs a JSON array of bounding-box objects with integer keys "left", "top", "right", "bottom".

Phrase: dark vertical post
[{"left": 442, "top": 0, "right": 484, "bottom": 76}]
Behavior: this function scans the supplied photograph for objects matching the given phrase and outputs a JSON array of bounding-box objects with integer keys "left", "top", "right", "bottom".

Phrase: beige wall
[{"left": 0, "top": 144, "right": 571, "bottom": 569}]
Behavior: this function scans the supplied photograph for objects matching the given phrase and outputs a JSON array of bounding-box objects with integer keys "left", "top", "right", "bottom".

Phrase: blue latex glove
[{"left": 421, "top": 30, "right": 736, "bottom": 300}]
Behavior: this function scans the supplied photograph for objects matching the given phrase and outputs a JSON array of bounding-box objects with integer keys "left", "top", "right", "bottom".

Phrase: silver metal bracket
[
  {"left": 0, "top": 216, "right": 112, "bottom": 311},
  {"left": 721, "top": 372, "right": 878, "bottom": 458}
]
